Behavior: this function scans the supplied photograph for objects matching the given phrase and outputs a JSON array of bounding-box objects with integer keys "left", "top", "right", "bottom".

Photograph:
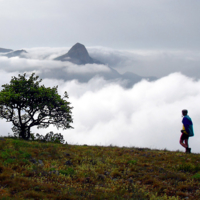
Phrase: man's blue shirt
[{"left": 182, "top": 115, "right": 194, "bottom": 137}]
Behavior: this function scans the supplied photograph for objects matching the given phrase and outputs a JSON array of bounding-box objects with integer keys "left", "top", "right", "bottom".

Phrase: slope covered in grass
[{"left": 0, "top": 136, "right": 200, "bottom": 200}]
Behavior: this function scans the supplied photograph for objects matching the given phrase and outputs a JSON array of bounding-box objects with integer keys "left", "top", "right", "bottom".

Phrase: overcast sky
[
  {"left": 0, "top": 0, "right": 200, "bottom": 153},
  {"left": 0, "top": 0, "right": 200, "bottom": 50}
]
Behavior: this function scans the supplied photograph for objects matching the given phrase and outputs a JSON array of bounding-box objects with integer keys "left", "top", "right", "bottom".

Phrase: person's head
[{"left": 182, "top": 109, "right": 188, "bottom": 116}]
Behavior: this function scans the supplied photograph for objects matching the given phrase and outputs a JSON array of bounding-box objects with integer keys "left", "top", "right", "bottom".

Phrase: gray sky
[{"left": 1, "top": 0, "right": 200, "bottom": 50}]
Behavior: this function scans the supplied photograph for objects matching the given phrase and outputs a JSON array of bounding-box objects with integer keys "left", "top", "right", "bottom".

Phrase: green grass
[
  {"left": 0, "top": 135, "right": 200, "bottom": 199},
  {"left": 192, "top": 173, "right": 200, "bottom": 180}
]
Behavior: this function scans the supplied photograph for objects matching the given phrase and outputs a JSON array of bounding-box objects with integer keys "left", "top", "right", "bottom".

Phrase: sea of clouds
[{"left": 0, "top": 47, "right": 200, "bottom": 153}]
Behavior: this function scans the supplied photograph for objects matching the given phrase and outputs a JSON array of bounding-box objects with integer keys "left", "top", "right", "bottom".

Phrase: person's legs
[
  {"left": 185, "top": 138, "right": 191, "bottom": 153},
  {"left": 180, "top": 135, "right": 191, "bottom": 153},
  {"left": 185, "top": 138, "right": 188, "bottom": 148},
  {"left": 180, "top": 139, "right": 187, "bottom": 148},
  {"left": 180, "top": 133, "right": 187, "bottom": 148}
]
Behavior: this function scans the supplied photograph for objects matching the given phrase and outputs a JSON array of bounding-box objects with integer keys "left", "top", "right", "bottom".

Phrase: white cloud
[
  {"left": 0, "top": 49, "right": 200, "bottom": 154},
  {"left": 64, "top": 64, "right": 110, "bottom": 74},
  {"left": 23, "top": 47, "right": 69, "bottom": 60},
  {"left": 34, "top": 73, "right": 200, "bottom": 153},
  {"left": 3, "top": 46, "right": 200, "bottom": 82},
  {"left": 0, "top": 70, "right": 19, "bottom": 89},
  {"left": 0, "top": 53, "right": 111, "bottom": 76},
  {"left": 89, "top": 47, "right": 200, "bottom": 78}
]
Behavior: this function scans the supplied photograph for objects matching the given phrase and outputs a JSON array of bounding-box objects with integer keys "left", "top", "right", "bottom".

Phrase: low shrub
[
  {"left": 127, "top": 160, "right": 137, "bottom": 165},
  {"left": 35, "top": 131, "right": 65, "bottom": 144},
  {"left": 192, "top": 173, "right": 200, "bottom": 180},
  {"left": 59, "top": 167, "right": 75, "bottom": 176}
]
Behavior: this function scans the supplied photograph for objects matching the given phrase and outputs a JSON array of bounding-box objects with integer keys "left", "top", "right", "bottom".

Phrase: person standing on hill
[{"left": 180, "top": 109, "right": 194, "bottom": 153}]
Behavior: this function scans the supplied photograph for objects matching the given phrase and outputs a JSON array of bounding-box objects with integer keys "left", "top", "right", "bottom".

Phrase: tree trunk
[
  {"left": 20, "top": 127, "right": 26, "bottom": 140},
  {"left": 20, "top": 126, "right": 30, "bottom": 140},
  {"left": 26, "top": 127, "right": 31, "bottom": 140}
]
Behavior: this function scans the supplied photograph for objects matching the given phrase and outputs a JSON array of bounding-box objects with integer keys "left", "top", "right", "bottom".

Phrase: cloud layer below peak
[{"left": 0, "top": 47, "right": 200, "bottom": 153}]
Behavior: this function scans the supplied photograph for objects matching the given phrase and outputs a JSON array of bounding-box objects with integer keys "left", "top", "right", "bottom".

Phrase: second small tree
[{"left": 0, "top": 73, "right": 73, "bottom": 140}]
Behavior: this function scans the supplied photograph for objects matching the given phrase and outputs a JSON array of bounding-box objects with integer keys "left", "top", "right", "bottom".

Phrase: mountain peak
[
  {"left": 54, "top": 43, "right": 103, "bottom": 65},
  {"left": 73, "top": 43, "right": 85, "bottom": 47},
  {"left": 67, "top": 43, "right": 90, "bottom": 60}
]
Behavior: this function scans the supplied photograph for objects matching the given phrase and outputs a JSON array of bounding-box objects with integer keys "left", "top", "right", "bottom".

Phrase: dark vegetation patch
[{"left": 0, "top": 136, "right": 199, "bottom": 199}]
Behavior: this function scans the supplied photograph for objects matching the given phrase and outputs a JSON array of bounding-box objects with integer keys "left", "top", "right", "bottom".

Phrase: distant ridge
[
  {"left": 4, "top": 50, "right": 27, "bottom": 58},
  {"left": 0, "top": 48, "right": 13, "bottom": 53},
  {"left": 54, "top": 43, "right": 103, "bottom": 65}
]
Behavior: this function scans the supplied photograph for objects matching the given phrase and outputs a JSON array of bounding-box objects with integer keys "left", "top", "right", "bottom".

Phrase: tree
[{"left": 0, "top": 73, "right": 73, "bottom": 140}]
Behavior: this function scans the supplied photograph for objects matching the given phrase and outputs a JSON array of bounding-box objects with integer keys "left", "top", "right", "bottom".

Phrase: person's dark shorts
[{"left": 180, "top": 133, "right": 189, "bottom": 141}]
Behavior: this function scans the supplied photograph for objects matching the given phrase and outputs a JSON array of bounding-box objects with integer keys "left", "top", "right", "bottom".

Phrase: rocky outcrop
[{"left": 54, "top": 43, "right": 103, "bottom": 65}]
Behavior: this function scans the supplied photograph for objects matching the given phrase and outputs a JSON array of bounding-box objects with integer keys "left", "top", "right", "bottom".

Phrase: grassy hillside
[{"left": 0, "top": 136, "right": 200, "bottom": 200}]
